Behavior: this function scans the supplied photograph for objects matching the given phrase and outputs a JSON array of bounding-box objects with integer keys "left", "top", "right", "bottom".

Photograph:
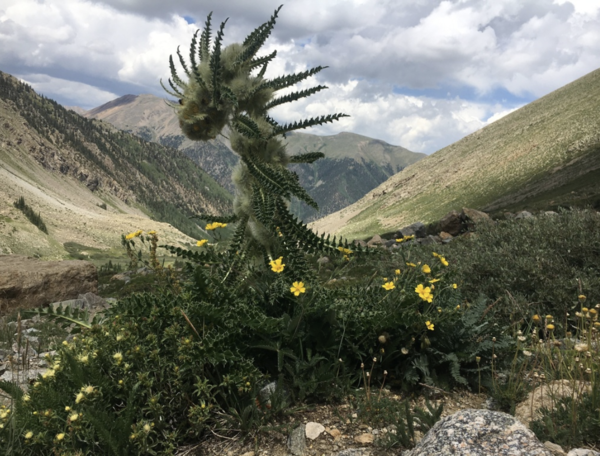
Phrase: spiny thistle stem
[{"left": 163, "top": 5, "right": 365, "bottom": 282}]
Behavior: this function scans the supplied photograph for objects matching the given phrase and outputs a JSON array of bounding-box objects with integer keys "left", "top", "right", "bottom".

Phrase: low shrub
[{"left": 433, "top": 208, "right": 600, "bottom": 333}]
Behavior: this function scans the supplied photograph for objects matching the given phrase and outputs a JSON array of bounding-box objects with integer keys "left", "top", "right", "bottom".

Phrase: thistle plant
[{"left": 161, "top": 5, "right": 359, "bottom": 281}]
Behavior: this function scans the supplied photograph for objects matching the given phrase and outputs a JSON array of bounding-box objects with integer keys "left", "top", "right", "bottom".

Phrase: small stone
[
  {"left": 544, "top": 441, "right": 565, "bottom": 455},
  {"left": 240, "top": 452, "right": 255, "bottom": 456},
  {"left": 326, "top": 428, "right": 342, "bottom": 439},
  {"left": 305, "top": 422, "right": 325, "bottom": 440},
  {"left": 354, "top": 433, "right": 374, "bottom": 444},
  {"left": 288, "top": 424, "right": 307, "bottom": 456}
]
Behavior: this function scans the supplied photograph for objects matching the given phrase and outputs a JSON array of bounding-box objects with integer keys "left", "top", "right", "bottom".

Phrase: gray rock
[
  {"left": 288, "top": 424, "right": 307, "bottom": 456},
  {"left": 567, "top": 450, "right": 600, "bottom": 456},
  {"left": 416, "top": 235, "right": 441, "bottom": 245},
  {"left": 402, "top": 409, "right": 553, "bottom": 456},
  {"left": 396, "top": 222, "right": 427, "bottom": 239},
  {"left": 544, "top": 441, "right": 565, "bottom": 455},
  {"left": 515, "top": 210, "right": 534, "bottom": 219},
  {"left": 437, "top": 210, "right": 462, "bottom": 236},
  {"left": 366, "top": 235, "right": 383, "bottom": 247}
]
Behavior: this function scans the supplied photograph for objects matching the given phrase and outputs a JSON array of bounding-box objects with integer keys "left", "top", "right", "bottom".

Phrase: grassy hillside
[
  {"left": 0, "top": 71, "right": 232, "bottom": 258},
  {"left": 311, "top": 67, "right": 600, "bottom": 239}
]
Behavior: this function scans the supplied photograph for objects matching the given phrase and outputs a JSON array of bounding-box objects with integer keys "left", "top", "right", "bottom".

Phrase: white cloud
[{"left": 0, "top": 0, "right": 599, "bottom": 152}]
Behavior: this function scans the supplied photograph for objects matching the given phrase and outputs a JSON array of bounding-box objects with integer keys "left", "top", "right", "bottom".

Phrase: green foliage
[
  {"left": 13, "top": 196, "right": 48, "bottom": 234},
  {"left": 0, "top": 292, "right": 262, "bottom": 455},
  {"left": 435, "top": 208, "right": 600, "bottom": 332},
  {"left": 530, "top": 389, "right": 600, "bottom": 449},
  {"left": 351, "top": 385, "right": 443, "bottom": 450},
  {"left": 22, "top": 302, "right": 100, "bottom": 333}
]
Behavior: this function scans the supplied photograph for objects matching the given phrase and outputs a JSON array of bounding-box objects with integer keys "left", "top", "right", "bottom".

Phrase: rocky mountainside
[
  {"left": 311, "top": 67, "right": 600, "bottom": 240},
  {"left": 83, "top": 94, "right": 425, "bottom": 221},
  {"left": 0, "top": 71, "right": 232, "bottom": 259}
]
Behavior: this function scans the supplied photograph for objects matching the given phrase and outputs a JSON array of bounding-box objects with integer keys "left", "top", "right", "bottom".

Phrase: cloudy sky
[{"left": 1, "top": 0, "right": 599, "bottom": 153}]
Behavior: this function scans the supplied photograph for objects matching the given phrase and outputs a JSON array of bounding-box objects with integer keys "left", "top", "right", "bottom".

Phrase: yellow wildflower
[
  {"left": 415, "top": 284, "right": 433, "bottom": 303},
  {"left": 196, "top": 239, "right": 208, "bottom": 247},
  {"left": 452, "top": 283, "right": 458, "bottom": 289},
  {"left": 422, "top": 264, "right": 431, "bottom": 274},
  {"left": 579, "top": 295, "right": 586, "bottom": 303},
  {"left": 429, "top": 278, "right": 440, "bottom": 284},
  {"left": 426, "top": 321, "right": 434, "bottom": 331},
  {"left": 148, "top": 230, "right": 156, "bottom": 235},
  {"left": 143, "top": 424, "right": 151, "bottom": 433},
  {"left": 406, "top": 262, "right": 416, "bottom": 267},
  {"left": 382, "top": 281, "right": 395, "bottom": 291},
  {"left": 547, "top": 324, "right": 555, "bottom": 331},
  {"left": 84, "top": 385, "right": 95, "bottom": 394},
  {"left": 56, "top": 433, "right": 65, "bottom": 441},
  {"left": 440, "top": 257, "right": 449, "bottom": 267},
  {"left": 395, "top": 269, "right": 401, "bottom": 275},
  {"left": 532, "top": 314, "right": 540, "bottom": 322},
  {"left": 75, "top": 393, "right": 84, "bottom": 404},
  {"left": 24, "top": 431, "right": 33, "bottom": 439},
  {"left": 337, "top": 247, "right": 353, "bottom": 255},
  {"left": 65, "top": 406, "right": 71, "bottom": 412},
  {"left": 432, "top": 252, "right": 439, "bottom": 257},
  {"left": 205, "top": 222, "right": 227, "bottom": 230},
  {"left": 113, "top": 352, "right": 123, "bottom": 364},
  {"left": 269, "top": 257, "right": 285, "bottom": 273},
  {"left": 290, "top": 281, "right": 306, "bottom": 296},
  {"left": 69, "top": 413, "right": 79, "bottom": 422}
]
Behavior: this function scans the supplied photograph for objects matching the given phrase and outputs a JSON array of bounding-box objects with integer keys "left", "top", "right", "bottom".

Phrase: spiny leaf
[
  {"left": 242, "top": 5, "right": 283, "bottom": 47},
  {"left": 160, "top": 78, "right": 184, "bottom": 98},
  {"left": 169, "top": 55, "right": 187, "bottom": 89},
  {"left": 243, "top": 156, "right": 318, "bottom": 209},
  {"left": 232, "top": 114, "right": 264, "bottom": 140},
  {"left": 177, "top": 45, "right": 191, "bottom": 77},
  {"left": 249, "top": 50, "right": 277, "bottom": 71},
  {"left": 236, "top": 5, "right": 282, "bottom": 66},
  {"left": 257, "top": 66, "right": 327, "bottom": 92},
  {"left": 209, "top": 19, "right": 228, "bottom": 107},
  {"left": 289, "top": 152, "right": 325, "bottom": 164},
  {"left": 200, "top": 12, "right": 213, "bottom": 62},
  {"left": 189, "top": 29, "right": 199, "bottom": 74},
  {"left": 220, "top": 85, "right": 238, "bottom": 107},
  {"left": 265, "top": 85, "right": 328, "bottom": 110},
  {"left": 270, "top": 113, "right": 349, "bottom": 138}
]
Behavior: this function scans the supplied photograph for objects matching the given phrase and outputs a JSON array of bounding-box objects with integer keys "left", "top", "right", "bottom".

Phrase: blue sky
[{"left": 1, "top": 0, "right": 599, "bottom": 153}]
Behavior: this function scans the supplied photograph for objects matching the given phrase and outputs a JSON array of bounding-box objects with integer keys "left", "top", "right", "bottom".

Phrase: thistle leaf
[
  {"left": 232, "top": 114, "right": 264, "bottom": 140},
  {"left": 289, "top": 152, "right": 325, "bottom": 164},
  {"left": 176, "top": 46, "right": 191, "bottom": 77},
  {"left": 200, "top": 12, "right": 213, "bottom": 62},
  {"left": 270, "top": 113, "right": 350, "bottom": 138},
  {"left": 265, "top": 85, "right": 328, "bottom": 110}
]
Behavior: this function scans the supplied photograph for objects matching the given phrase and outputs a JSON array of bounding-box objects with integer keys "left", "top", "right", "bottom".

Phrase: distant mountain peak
[{"left": 86, "top": 94, "right": 138, "bottom": 117}]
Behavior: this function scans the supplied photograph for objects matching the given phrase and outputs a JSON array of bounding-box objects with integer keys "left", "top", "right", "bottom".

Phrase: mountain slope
[
  {"left": 0, "top": 71, "right": 232, "bottom": 259},
  {"left": 84, "top": 94, "right": 425, "bottom": 221},
  {"left": 311, "top": 67, "right": 600, "bottom": 239}
]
